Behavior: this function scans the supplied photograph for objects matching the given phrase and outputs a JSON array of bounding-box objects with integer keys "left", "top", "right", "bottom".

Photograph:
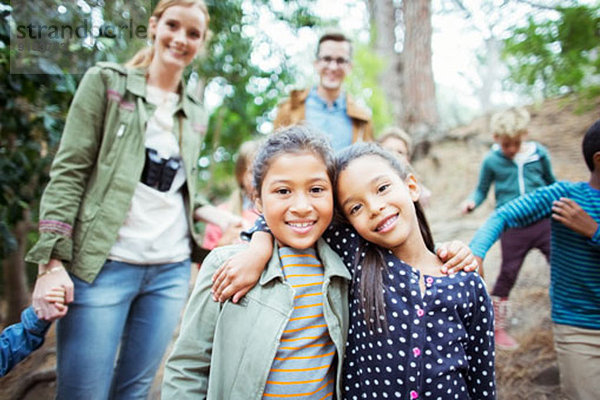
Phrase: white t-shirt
[
  {"left": 513, "top": 141, "right": 538, "bottom": 195},
  {"left": 108, "top": 85, "right": 191, "bottom": 264}
]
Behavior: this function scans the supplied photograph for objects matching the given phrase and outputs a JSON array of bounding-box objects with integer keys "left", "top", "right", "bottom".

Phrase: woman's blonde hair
[{"left": 125, "top": 0, "right": 210, "bottom": 69}]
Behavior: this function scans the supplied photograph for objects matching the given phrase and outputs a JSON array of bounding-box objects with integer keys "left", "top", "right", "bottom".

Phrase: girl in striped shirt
[{"left": 164, "top": 126, "right": 350, "bottom": 399}]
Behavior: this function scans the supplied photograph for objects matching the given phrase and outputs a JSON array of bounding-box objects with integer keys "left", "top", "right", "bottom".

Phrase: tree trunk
[
  {"left": 477, "top": 36, "right": 502, "bottom": 113},
  {"left": 3, "top": 209, "right": 34, "bottom": 325},
  {"left": 368, "top": 0, "right": 404, "bottom": 124},
  {"left": 402, "top": 0, "right": 439, "bottom": 137}
]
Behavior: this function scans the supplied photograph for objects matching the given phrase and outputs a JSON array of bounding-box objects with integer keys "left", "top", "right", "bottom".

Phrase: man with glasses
[{"left": 273, "top": 32, "right": 374, "bottom": 151}]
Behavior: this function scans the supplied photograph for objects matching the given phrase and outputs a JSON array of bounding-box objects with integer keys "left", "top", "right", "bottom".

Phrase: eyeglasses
[{"left": 317, "top": 56, "right": 350, "bottom": 66}]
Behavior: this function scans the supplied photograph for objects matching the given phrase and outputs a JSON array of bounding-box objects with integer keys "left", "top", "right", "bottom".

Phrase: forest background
[{"left": 0, "top": 0, "right": 599, "bottom": 348}]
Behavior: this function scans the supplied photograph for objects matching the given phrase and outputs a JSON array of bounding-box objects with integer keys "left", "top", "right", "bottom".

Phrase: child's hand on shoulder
[
  {"left": 211, "top": 249, "right": 261, "bottom": 303},
  {"left": 437, "top": 240, "right": 479, "bottom": 275},
  {"left": 211, "top": 232, "right": 274, "bottom": 303}
]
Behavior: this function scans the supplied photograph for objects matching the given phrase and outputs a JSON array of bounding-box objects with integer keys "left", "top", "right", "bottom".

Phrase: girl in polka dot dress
[
  {"left": 332, "top": 143, "right": 495, "bottom": 400},
  {"left": 214, "top": 143, "right": 494, "bottom": 399}
]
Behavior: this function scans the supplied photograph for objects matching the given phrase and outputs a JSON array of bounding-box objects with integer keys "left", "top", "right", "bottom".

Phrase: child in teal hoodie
[{"left": 461, "top": 107, "right": 556, "bottom": 349}]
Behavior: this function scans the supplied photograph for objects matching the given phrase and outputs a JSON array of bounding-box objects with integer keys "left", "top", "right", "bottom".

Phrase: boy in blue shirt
[
  {"left": 461, "top": 107, "right": 556, "bottom": 349},
  {"left": 470, "top": 119, "right": 600, "bottom": 400},
  {"left": 1, "top": 287, "right": 65, "bottom": 376}
]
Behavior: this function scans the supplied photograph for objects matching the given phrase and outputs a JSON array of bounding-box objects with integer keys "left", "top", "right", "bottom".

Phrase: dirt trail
[{"left": 0, "top": 95, "right": 597, "bottom": 399}]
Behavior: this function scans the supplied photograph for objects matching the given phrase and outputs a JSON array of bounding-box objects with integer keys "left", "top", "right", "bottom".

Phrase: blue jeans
[{"left": 56, "top": 259, "right": 190, "bottom": 400}]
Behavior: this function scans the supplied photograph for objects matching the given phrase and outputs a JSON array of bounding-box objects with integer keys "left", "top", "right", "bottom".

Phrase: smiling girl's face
[
  {"left": 336, "top": 155, "right": 422, "bottom": 255},
  {"left": 257, "top": 151, "right": 334, "bottom": 250}
]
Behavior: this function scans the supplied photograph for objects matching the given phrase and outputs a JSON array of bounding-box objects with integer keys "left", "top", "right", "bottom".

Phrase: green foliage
[
  {"left": 0, "top": 9, "right": 70, "bottom": 258},
  {"left": 346, "top": 43, "right": 393, "bottom": 136},
  {"left": 0, "top": 0, "right": 141, "bottom": 261},
  {"left": 502, "top": 4, "right": 600, "bottom": 98},
  {"left": 196, "top": 0, "right": 320, "bottom": 196}
]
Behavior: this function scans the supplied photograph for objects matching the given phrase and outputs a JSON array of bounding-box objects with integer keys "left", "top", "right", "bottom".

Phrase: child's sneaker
[
  {"left": 493, "top": 297, "right": 519, "bottom": 350},
  {"left": 494, "top": 325, "right": 519, "bottom": 350}
]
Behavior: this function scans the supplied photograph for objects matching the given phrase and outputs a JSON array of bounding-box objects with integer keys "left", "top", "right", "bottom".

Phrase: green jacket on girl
[{"left": 162, "top": 238, "right": 351, "bottom": 400}]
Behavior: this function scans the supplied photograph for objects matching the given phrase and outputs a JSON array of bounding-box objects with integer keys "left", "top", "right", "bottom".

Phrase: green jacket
[
  {"left": 25, "top": 62, "right": 209, "bottom": 283},
  {"left": 162, "top": 238, "right": 351, "bottom": 400}
]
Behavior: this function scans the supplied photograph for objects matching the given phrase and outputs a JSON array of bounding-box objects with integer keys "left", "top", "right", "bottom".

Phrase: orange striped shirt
[{"left": 262, "top": 247, "right": 335, "bottom": 399}]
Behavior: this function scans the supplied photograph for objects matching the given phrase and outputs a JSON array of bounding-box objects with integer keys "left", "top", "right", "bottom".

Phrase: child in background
[
  {"left": 469, "top": 120, "right": 600, "bottom": 400},
  {"left": 377, "top": 127, "right": 413, "bottom": 165},
  {"left": 1, "top": 287, "right": 66, "bottom": 377},
  {"left": 461, "top": 107, "right": 556, "bottom": 349},
  {"left": 163, "top": 127, "right": 351, "bottom": 399},
  {"left": 202, "top": 139, "right": 262, "bottom": 249},
  {"left": 217, "top": 143, "right": 494, "bottom": 400},
  {"left": 377, "top": 126, "right": 432, "bottom": 206}
]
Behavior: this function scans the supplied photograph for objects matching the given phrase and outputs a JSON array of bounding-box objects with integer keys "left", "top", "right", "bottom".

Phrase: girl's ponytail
[
  {"left": 415, "top": 201, "right": 435, "bottom": 252},
  {"left": 354, "top": 241, "right": 388, "bottom": 332}
]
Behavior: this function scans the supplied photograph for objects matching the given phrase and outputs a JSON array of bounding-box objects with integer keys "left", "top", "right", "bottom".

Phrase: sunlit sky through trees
[{"left": 204, "top": 0, "right": 597, "bottom": 129}]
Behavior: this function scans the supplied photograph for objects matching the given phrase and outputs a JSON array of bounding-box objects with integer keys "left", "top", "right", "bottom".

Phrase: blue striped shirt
[{"left": 470, "top": 181, "right": 600, "bottom": 329}]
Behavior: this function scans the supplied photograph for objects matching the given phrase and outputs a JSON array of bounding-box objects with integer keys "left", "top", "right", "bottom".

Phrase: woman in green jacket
[{"left": 26, "top": 1, "right": 239, "bottom": 398}]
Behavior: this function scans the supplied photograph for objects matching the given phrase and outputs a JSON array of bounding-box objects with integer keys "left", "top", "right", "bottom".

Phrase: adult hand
[
  {"left": 194, "top": 205, "right": 243, "bottom": 232},
  {"left": 32, "top": 259, "right": 74, "bottom": 321},
  {"left": 552, "top": 197, "right": 598, "bottom": 238},
  {"left": 37, "top": 287, "right": 69, "bottom": 322},
  {"left": 222, "top": 215, "right": 244, "bottom": 234},
  {"left": 216, "top": 224, "right": 244, "bottom": 247},
  {"left": 437, "top": 240, "right": 479, "bottom": 275}
]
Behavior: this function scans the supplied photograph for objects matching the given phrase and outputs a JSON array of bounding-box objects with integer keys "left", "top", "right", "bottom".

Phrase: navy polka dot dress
[
  {"left": 324, "top": 224, "right": 496, "bottom": 400},
  {"left": 246, "top": 218, "right": 496, "bottom": 399}
]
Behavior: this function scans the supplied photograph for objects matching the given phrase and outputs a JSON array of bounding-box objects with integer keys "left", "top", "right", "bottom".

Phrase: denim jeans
[{"left": 56, "top": 259, "right": 190, "bottom": 400}]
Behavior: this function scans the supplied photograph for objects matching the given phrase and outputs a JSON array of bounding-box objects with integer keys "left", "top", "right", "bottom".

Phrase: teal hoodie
[{"left": 469, "top": 141, "right": 556, "bottom": 209}]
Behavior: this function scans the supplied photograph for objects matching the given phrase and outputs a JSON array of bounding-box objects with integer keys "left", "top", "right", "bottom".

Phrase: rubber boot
[{"left": 493, "top": 296, "right": 519, "bottom": 350}]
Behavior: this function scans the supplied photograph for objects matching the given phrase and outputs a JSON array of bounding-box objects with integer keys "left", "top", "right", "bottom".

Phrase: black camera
[{"left": 141, "top": 148, "right": 181, "bottom": 192}]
